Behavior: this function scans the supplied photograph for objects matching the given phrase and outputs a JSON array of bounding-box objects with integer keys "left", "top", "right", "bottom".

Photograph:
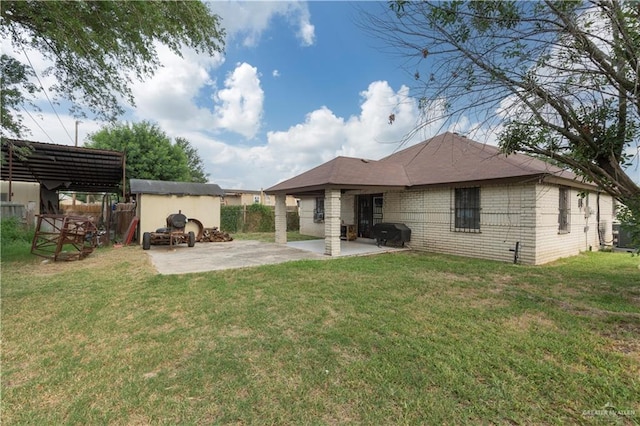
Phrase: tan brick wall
[
  {"left": 298, "top": 182, "right": 615, "bottom": 265},
  {"left": 598, "top": 193, "right": 614, "bottom": 247},
  {"left": 340, "top": 194, "right": 356, "bottom": 226},
  {"left": 274, "top": 194, "right": 287, "bottom": 244},
  {"left": 324, "top": 189, "right": 341, "bottom": 255},
  {"left": 384, "top": 184, "right": 536, "bottom": 264},
  {"left": 300, "top": 193, "right": 357, "bottom": 238},
  {"left": 534, "top": 185, "right": 614, "bottom": 264},
  {"left": 299, "top": 197, "right": 324, "bottom": 237}
]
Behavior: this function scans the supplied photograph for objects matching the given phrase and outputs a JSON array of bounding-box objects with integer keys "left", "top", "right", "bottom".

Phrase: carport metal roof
[{"left": 1, "top": 139, "right": 125, "bottom": 193}]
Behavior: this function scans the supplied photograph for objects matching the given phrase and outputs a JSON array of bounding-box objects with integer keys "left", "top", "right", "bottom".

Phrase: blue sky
[
  {"left": 5, "top": 1, "right": 639, "bottom": 190},
  {"left": 7, "top": 1, "right": 434, "bottom": 190}
]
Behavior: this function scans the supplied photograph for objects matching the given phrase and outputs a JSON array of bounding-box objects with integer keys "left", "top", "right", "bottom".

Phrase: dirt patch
[
  {"left": 30, "top": 245, "right": 153, "bottom": 277},
  {"left": 601, "top": 321, "right": 640, "bottom": 361},
  {"left": 502, "top": 312, "right": 559, "bottom": 331}
]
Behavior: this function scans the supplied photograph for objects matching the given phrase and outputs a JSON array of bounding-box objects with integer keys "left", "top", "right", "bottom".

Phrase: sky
[{"left": 4, "top": 1, "right": 639, "bottom": 190}]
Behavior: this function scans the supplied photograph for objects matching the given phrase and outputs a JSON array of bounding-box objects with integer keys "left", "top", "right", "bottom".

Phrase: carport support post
[
  {"left": 274, "top": 194, "right": 287, "bottom": 244},
  {"left": 324, "top": 188, "right": 341, "bottom": 256}
]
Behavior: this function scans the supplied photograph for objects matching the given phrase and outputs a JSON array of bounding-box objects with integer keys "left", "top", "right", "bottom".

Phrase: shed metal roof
[
  {"left": 130, "top": 179, "right": 224, "bottom": 196},
  {"left": 1, "top": 139, "right": 124, "bottom": 193}
]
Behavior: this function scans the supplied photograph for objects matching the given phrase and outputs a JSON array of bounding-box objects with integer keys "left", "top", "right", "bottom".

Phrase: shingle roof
[
  {"left": 266, "top": 132, "right": 578, "bottom": 194},
  {"left": 382, "top": 132, "right": 575, "bottom": 186},
  {"left": 130, "top": 179, "right": 224, "bottom": 196}
]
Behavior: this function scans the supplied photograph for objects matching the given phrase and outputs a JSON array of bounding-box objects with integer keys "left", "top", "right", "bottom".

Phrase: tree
[
  {"left": 176, "top": 137, "right": 209, "bottom": 183},
  {"left": 0, "top": 1, "right": 224, "bottom": 138},
  {"left": 365, "top": 0, "right": 639, "bottom": 225},
  {"left": 86, "top": 121, "right": 208, "bottom": 184},
  {"left": 1, "top": 55, "right": 40, "bottom": 138}
]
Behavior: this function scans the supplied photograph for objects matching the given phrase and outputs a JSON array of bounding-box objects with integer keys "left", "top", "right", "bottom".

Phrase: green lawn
[{"left": 2, "top": 243, "right": 639, "bottom": 424}]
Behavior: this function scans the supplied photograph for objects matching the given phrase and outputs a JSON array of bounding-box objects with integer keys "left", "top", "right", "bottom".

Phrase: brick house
[{"left": 265, "top": 132, "right": 615, "bottom": 265}]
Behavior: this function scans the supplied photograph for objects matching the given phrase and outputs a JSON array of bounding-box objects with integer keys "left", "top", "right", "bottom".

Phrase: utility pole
[{"left": 75, "top": 120, "right": 80, "bottom": 147}]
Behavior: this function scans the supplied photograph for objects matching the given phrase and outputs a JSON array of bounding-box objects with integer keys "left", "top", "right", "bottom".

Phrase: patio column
[
  {"left": 274, "top": 193, "right": 287, "bottom": 244},
  {"left": 324, "top": 188, "right": 341, "bottom": 256}
]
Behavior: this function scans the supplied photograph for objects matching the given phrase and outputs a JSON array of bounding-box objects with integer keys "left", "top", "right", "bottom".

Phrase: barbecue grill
[{"left": 372, "top": 222, "right": 411, "bottom": 247}]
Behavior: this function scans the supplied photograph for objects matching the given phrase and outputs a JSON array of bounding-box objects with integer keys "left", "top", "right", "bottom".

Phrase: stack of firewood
[{"left": 200, "top": 227, "right": 233, "bottom": 242}]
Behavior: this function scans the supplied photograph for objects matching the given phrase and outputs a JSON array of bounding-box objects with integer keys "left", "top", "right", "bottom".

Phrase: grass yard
[{"left": 1, "top": 242, "right": 639, "bottom": 424}]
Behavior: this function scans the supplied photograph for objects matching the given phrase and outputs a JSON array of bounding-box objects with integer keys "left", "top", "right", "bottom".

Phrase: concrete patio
[
  {"left": 286, "top": 238, "right": 408, "bottom": 256},
  {"left": 144, "top": 238, "right": 408, "bottom": 275}
]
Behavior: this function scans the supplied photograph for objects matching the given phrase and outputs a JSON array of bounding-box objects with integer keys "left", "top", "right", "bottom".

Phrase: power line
[
  {"left": 20, "top": 46, "right": 75, "bottom": 145},
  {"left": 21, "top": 106, "right": 56, "bottom": 144}
]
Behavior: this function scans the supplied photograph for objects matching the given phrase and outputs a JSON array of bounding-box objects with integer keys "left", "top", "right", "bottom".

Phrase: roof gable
[{"left": 130, "top": 179, "right": 224, "bottom": 196}]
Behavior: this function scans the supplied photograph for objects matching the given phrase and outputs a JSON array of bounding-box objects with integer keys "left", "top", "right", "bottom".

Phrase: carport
[{"left": 1, "top": 139, "right": 125, "bottom": 213}]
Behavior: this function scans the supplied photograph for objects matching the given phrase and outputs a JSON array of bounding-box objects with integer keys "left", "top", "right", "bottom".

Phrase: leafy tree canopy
[
  {"left": 366, "top": 0, "right": 639, "bottom": 212},
  {"left": 1, "top": 54, "right": 39, "bottom": 138},
  {"left": 176, "top": 137, "right": 209, "bottom": 183},
  {"left": 0, "top": 0, "right": 224, "bottom": 138},
  {"left": 86, "top": 121, "right": 208, "bottom": 184}
]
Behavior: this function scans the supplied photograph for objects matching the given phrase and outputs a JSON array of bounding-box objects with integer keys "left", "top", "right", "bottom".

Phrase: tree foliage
[
  {"left": 365, "top": 0, "right": 639, "bottom": 214},
  {"left": 176, "top": 137, "right": 209, "bottom": 183},
  {"left": 86, "top": 121, "right": 207, "bottom": 184},
  {"left": 0, "top": 0, "right": 224, "bottom": 137},
  {"left": 1, "top": 54, "right": 39, "bottom": 138}
]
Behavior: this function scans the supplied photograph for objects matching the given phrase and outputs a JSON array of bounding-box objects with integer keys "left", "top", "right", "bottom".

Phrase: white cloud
[
  {"left": 128, "top": 44, "right": 224, "bottom": 133},
  {"left": 17, "top": 111, "right": 103, "bottom": 146},
  {"left": 296, "top": 12, "right": 315, "bottom": 46},
  {"left": 213, "top": 63, "right": 264, "bottom": 139},
  {"left": 272, "top": 69, "right": 280, "bottom": 78},
  {"left": 203, "top": 81, "right": 433, "bottom": 189},
  {"left": 209, "top": 1, "right": 315, "bottom": 47}
]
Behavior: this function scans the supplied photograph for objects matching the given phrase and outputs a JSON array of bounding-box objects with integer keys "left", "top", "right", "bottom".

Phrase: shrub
[
  {"left": 245, "top": 203, "right": 274, "bottom": 232},
  {"left": 221, "top": 204, "right": 299, "bottom": 233},
  {"left": 617, "top": 200, "right": 640, "bottom": 253},
  {"left": 1, "top": 217, "right": 33, "bottom": 246},
  {"left": 286, "top": 209, "right": 299, "bottom": 231},
  {"left": 221, "top": 205, "right": 242, "bottom": 233},
  {"left": 1, "top": 217, "right": 35, "bottom": 262}
]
